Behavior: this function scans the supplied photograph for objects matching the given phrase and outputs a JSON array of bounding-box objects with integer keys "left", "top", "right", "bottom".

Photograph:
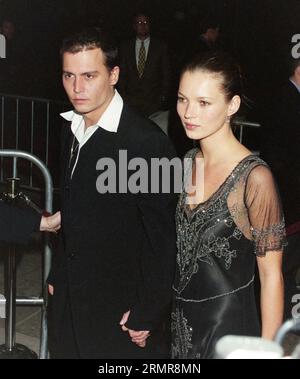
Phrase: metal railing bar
[
  {"left": 0, "top": 149, "right": 53, "bottom": 359},
  {"left": 15, "top": 99, "right": 19, "bottom": 150},
  {"left": 0, "top": 297, "right": 44, "bottom": 306},
  {"left": 0, "top": 92, "right": 67, "bottom": 106}
]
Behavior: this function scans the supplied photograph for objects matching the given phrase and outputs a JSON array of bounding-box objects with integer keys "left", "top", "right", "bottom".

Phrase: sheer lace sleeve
[{"left": 245, "top": 164, "right": 286, "bottom": 256}]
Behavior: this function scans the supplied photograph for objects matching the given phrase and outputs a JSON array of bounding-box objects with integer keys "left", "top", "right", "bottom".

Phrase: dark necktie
[
  {"left": 137, "top": 40, "right": 146, "bottom": 78},
  {"left": 68, "top": 135, "right": 79, "bottom": 176}
]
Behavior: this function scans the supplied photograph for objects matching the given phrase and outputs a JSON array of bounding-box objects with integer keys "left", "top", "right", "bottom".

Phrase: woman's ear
[{"left": 227, "top": 95, "right": 241, "bottom": 117}]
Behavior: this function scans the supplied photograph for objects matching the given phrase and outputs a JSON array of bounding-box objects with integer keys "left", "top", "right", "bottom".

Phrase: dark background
[
  {"left": 1, "top": 1, "right": 299, "bottom": 329},
  {"left": 0, "top": 0, "right": 299, "bottom": 101}
]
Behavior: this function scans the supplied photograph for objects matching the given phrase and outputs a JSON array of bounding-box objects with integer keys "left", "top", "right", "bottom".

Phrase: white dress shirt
[{"left": 60, "top": 89, "right": 124, "bottom": 177}]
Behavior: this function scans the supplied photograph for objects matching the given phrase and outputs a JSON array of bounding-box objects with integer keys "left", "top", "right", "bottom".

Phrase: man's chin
[{"left": 72, "top": 105, "right": 90, "bottom": 114}]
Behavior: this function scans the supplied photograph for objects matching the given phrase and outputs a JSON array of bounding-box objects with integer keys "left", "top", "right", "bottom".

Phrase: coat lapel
[
  {"left": 129, "top": 40, "right": 139, "bottom": 77},
  {"left": 143, "top": 38, "right": 153, "bottom": 74}
]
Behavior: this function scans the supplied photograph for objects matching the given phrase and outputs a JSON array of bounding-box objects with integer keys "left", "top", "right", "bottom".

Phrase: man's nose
[{"left": 74, "top": 77, "right": 84, "bottom": 93}]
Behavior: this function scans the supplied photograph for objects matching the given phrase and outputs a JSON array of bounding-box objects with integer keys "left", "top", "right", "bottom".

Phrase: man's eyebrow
[
  {"left": 81, "top": 71, "right": 99, "bottom": 75},
  {"left": 62, "top": 70, "right": 99, "bottom": 75}
]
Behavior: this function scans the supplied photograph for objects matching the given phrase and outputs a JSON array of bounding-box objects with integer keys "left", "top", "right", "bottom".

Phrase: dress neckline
[{"left": 184, "top": 150, "right": 256, "bottom": 213}]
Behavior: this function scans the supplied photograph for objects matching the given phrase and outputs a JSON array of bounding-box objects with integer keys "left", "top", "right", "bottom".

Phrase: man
[
  {"left": 183, "top": 18, "right": 220, "bottom": 66},
  {"left": 0, "top": 19, "right": 20, "bottom": 93},
  {"left": 47, "top": 28, "right": 177, "bottom": 359},
  {"left": 0, "top": 200, "right": 60, "bottom": 242},
  {"left": 0, "top": 19, "right": 15, "bottom": 41},
  {"left": 196, "top": 20, "right": 220, "bottom": 52},
  {"left": 119, "top": 13, "right": 171, "bottom": 117},
  {"left": 262, "top": 57, "right": 300, "bottom": 320}
]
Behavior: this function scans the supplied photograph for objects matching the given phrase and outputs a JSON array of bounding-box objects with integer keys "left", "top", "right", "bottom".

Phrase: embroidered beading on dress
[
  {"left": 251, "top": 220, "right": 287, "bottom": 256},
  {"left": 171, "top": 308, "right": 195, "bottom": 359},
  {"left": 172, "top": 149, "right": 286, "bottom": 359},
  {"left": 173, "top": 275, "right": 254, "bottom": 303}
]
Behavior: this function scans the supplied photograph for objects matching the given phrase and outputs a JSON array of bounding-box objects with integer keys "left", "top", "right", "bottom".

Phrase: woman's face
[{"left": 177, "top": 70, "right": 239, "bottom": 141}]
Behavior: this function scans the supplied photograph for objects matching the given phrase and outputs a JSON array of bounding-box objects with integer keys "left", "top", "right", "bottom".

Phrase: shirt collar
[
  {"left": 136, "top": 36, "right": 150, "bottom": 45},
  {"left": 60, "top": 89, "right": 124, "bottom": 136}
]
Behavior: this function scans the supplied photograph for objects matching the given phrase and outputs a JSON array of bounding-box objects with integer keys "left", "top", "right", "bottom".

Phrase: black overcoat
[
  {"left": 48, "top": 105, "right": 177, "bottom": 358},
  {"left": 0, "top": 201, "right": 40, "bottom": 243}
]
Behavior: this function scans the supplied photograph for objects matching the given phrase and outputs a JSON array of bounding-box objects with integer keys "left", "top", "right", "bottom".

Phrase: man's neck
[
  {"left": 137, "top": 35, "right": 149, "bottom": 41},
  {"left": 83, "top": 91, "right": 115, "bottom": 130}
]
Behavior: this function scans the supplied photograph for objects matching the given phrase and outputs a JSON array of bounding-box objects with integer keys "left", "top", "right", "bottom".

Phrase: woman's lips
[{"left": 185, "top": 123, "right": 201, "bottom": 130}]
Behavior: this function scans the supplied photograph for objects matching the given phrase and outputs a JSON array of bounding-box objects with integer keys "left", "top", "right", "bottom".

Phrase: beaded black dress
[{"left": 172, "top": 149, "right": 286, "bottom": 359}]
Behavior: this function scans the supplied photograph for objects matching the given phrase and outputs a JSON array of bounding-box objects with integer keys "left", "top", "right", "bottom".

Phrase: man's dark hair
[
  {"left": 133, "top": 9, "right": 152, "bottom": 22},
  {"left": 60, "top": 27, "right": 119, "bottom": 70}
]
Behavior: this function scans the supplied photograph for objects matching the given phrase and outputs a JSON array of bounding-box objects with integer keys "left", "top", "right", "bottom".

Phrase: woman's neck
[{"left": 199, "top": 125, "right": 249, "bottom": 166}]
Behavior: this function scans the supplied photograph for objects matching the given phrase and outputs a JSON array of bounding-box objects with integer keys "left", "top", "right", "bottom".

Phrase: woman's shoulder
[{"left": 243, "top": 155, "right": 276, "bottom": 187}]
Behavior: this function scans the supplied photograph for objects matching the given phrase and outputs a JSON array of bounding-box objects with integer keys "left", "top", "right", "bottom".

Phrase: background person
[{"left": 119, "top": 12, "right": 171, "bottom": 117}]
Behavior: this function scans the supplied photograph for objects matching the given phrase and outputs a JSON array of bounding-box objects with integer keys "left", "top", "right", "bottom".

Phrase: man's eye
[{"left": 86, "top": 74, "right": 94, "bottom": 79}]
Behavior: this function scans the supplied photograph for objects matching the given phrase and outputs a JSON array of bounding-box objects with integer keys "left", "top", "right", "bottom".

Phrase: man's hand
[
  {"left": 120, "top": 310, "right": 150, "bottom": 348},
  {"left": 40, "top": 211, "right": 61, "bottom": 233},
  {"left": 48, "top": 284, "right": 54, "bottom": 295}
]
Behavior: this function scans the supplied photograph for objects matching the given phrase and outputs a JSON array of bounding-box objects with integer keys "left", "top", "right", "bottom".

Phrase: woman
[
  {"left": 0, "top": 200, "right": 60, "bottom": 242},
  {"left": 171, "top": 51, "right": 285, "bottom": 359}
]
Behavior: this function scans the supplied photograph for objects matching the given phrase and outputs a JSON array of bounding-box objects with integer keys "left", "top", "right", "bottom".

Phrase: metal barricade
[
  {"left": 274, "top": 318, "right": 300, "bottom": 346},
  {"left": 233, "top": 119, "right": 261, "bottom": 143},
  {"left": 0, "top": 93, "right": 67, "bottom": 190},
  {"left": 0, "top": 150, "right": 53, "bottom": 359}
]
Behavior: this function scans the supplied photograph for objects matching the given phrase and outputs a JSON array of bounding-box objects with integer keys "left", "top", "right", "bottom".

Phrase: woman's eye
[
  {"left": 199, "top": 101, "right": 209, "bottom": 106},
  {"left": 177, "top": 97, "right": 186, "bottom": 103}
]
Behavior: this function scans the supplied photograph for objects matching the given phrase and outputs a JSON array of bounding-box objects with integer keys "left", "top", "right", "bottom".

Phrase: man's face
[
  {"left": 134, "top": 15, "right": 150, "bottom": 39},
  {"left": 62, "top": 48, "right": 119, "bottom": 125},
  {"left": 207, "top": 27, "right": 219, "bottom": 44},
  {"left": 2, "top": 21, "right": 15, "bottom": 40}
]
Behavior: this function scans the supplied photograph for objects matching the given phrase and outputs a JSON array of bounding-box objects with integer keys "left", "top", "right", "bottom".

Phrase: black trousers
[
  {"left": 48, "top": 294, "right": 81, "bottom": 359},
  {"left": 48, "top": 292, "right": 171, "bottom": 359}
]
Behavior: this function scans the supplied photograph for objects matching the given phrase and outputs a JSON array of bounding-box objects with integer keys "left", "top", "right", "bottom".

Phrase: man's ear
[
  {"left": 227, "top": 95, "right": 241, "bottom": 117},
  {"left": 110, "top": 66, "right": 120, "bottom": 86}
]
